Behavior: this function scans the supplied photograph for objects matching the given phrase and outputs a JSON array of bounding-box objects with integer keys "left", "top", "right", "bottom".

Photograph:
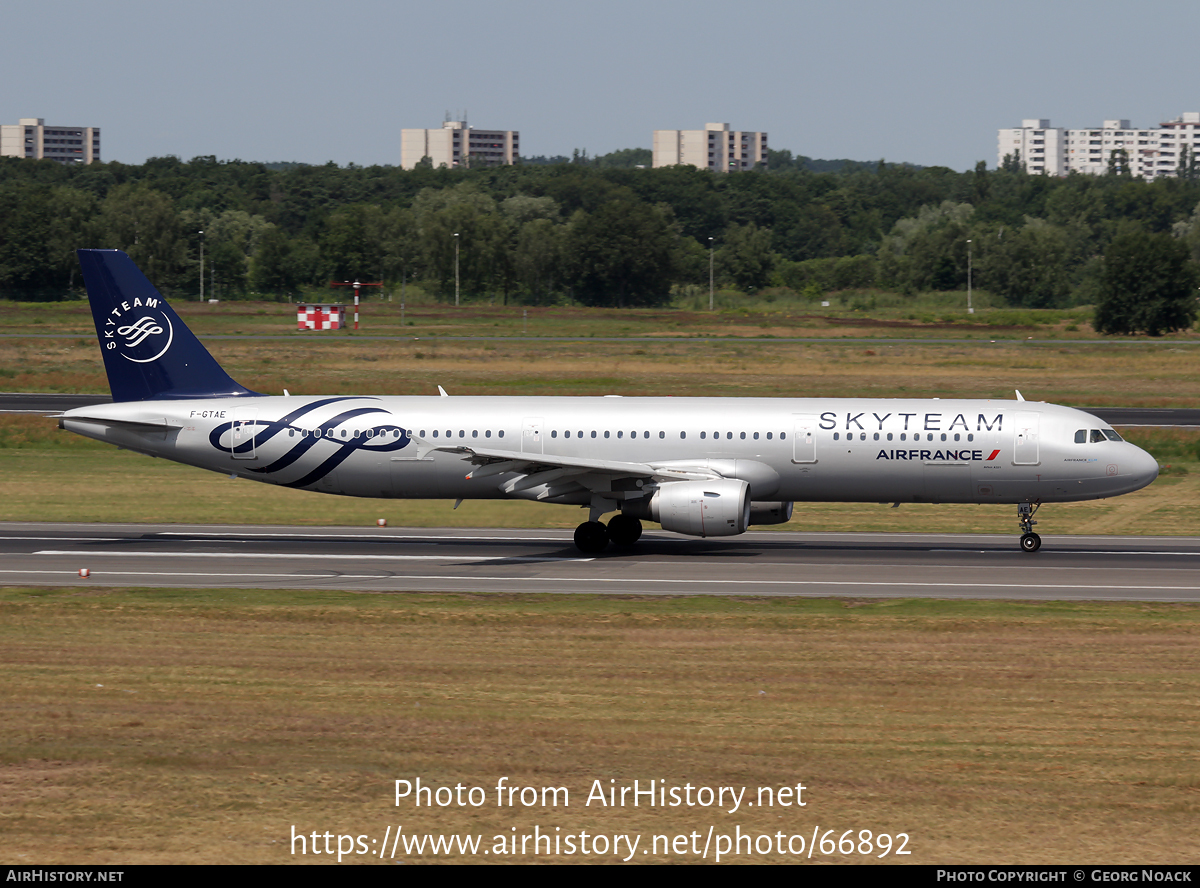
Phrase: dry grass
[
  {"left": 2, "top": 590, "right": 1197, "bottom": 864},
  {"left": 7, "top": 336, "right": 1200, "bottom": 407},
  {"left": 0, "top": 298, "right": 1106, "bottom": 340}
]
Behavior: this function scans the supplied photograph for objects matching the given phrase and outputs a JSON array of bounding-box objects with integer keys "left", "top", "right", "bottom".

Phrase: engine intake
[{"left": 626, "top": 479, "right": 751, "bottom": 537}]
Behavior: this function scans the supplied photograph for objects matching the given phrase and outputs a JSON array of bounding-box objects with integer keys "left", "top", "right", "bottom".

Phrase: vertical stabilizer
[{"left": 77, "top": 249, "right": 259, "bottom": 402}]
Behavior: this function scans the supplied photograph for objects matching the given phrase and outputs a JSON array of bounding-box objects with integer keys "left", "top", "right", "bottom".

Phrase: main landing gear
[
  {"left": 1018, "top": 501, "right": 1041, "bottom": 553},
  {"left": 573, "top": 514, "right": 643, "bottom": 554}
]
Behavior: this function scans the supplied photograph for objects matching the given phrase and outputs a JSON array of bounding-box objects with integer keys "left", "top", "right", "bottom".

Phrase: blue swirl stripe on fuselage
[{"left": 207, "top": 398, "right": 413, "bottom": 488}]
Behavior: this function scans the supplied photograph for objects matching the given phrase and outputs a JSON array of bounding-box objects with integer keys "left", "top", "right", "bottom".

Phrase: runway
[{"left": 4, "top": 521, "right": 1200, "bottom": 601}]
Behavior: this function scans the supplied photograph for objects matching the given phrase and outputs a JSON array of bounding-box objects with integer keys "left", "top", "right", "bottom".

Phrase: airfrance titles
[{"left": 877, "top": 449, "right": 1002, "bottom": 462}]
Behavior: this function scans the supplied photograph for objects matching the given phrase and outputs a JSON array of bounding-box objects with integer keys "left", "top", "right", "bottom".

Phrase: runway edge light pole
[{"left": 708, "top": 236, "right": 715, "bottom": 310}]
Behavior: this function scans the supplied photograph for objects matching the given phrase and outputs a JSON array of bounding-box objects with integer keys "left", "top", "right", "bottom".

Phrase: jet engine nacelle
[
  {"left": 748, "top": 501, "right": 793, "bottom": 526},
  {"left": 629, "top": 478, "right": 751, "bottom": 537}
]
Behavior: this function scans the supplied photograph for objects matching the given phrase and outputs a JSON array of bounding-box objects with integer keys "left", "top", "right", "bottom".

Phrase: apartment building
[
  {"left": 998, "top": 113, "right": 1199, "bottom": 179},
  {"left": 400, "top": 120, "right": 518, "bottom": 169},
  {"left": 0, "top": 118, "right": 101, "bottom": 164},
  {"left": 652, "top": 123, "right": 768, "bottom": 171}
]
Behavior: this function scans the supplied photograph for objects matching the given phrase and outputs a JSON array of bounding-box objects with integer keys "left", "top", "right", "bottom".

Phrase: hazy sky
[{"left": 7, "top": 0, "right": 1198, "bottom": 171}]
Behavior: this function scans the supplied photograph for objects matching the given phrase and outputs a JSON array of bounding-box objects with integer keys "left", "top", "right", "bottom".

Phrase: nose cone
[{"left": 1127, "top": 443, "right": 1159, "bottom": 491}]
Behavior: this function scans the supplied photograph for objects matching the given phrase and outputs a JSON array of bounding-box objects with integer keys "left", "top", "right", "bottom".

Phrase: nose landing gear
[{"left": 1018, "top": 501, "right": 1041, "bottom": 552}]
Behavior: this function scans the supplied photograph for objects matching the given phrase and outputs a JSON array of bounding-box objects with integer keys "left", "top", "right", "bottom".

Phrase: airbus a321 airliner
[{"left": 59, "top": 250, "right": 1159, "bottom": 553}]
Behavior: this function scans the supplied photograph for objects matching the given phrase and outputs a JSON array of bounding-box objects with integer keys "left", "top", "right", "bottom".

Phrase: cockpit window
[{"left": 1078, "top": 428, "right": 1124, "bottom": 443}]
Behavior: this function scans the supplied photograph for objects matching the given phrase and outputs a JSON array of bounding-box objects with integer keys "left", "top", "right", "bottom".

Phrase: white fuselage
[{"left": 60, "top": 394, "right": 1159, "bottom": 508}]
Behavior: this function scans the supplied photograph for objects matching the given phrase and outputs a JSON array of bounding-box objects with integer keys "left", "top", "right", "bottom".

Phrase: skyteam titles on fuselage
[{"left": 819, "top": 411, "right": 1003, "bottom": 432}]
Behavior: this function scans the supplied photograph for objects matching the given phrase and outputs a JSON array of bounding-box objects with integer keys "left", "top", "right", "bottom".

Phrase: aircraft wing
[{"left": 421, "top": 442, "right": 718, "bottom": 498}]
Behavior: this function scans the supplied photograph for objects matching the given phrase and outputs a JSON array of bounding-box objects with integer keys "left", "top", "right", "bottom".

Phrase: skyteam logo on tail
[{"left": 103, "top": 297, "right": 174, "bottom": 363}]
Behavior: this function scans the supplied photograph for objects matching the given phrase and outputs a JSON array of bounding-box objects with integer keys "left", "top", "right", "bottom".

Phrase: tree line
[{"left": 1, "top": 152, "right": 1198, "bottom": 331}]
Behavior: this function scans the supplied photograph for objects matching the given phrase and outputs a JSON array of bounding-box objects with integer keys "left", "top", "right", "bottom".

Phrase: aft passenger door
[
  {"left": 230, "top": 407, "right": 258, "bottom": 460},
  {"left": 522, "top": 417, "right": 543, "bottom": 454},
  {"left": 792, "top": 414, "right": 817, "bottom": 463}
]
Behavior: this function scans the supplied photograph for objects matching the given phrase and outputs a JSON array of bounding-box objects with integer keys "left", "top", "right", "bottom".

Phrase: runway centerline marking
[
  {"left": 152, "top": 531, "right": 572, "bottom": 542},
  {"left": 33, "top": 550, "right": 593, "bottom": 564}
]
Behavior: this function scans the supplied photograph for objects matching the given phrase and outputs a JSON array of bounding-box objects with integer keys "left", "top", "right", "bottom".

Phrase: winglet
[
  {"left": 438, "top": 386, "right": 449, "bottom": 397},
  {"left": 1015, "top": 390, "right": 1025, "bottom": 401}
]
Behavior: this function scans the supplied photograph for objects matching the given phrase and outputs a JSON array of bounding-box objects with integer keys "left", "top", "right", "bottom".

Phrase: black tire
[
  {"left": 573, "top": 521, "right": 609, "bottom": 554},
  {"left": 606, "top": 514, "right": 643, "bottom": 547},
  {"left": 1020, "top": 532, "right": 1042, "bottom": 553}
]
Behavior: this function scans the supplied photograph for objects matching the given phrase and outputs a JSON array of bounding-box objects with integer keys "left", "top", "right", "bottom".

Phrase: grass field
[
  {"left": 1, "top": 290, "right": 1197, "bottom": 344},
  {"left": 3, "top": 588, "right": 1197, "bottom": 864},
  {"left": 4, "top": 305, "right": 1199, "bottom": 865},
  {"left": 7, "top": 332, "right": 1200, "bottom": 408},
  {"left": 0, "top": 293, "right": 1122, "bottom": 341}
]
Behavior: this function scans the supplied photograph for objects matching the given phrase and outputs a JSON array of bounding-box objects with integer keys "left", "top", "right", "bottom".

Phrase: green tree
[
  {"left": 250, "top": 228, "right": 319, "bottom": 296},
  {"left": 321, "top": 205, "right": 390, "bottom": 282},
  {"left": 564, "top": 200, "right": 676, "bottom": 307},
  {"left": 715, "top": 222, "right": 775, "bottom": 290},
  {"left": 512, "top": 218, "right": 565, "bottom": 303},
  {"left": 0, "top": 182, "right": 59, "bottom": 297},
  {"left": 1107, "top": 149, "right": 1132, "bottom": 178},
  {"left": 412, "top": 184, "right": 504, "bottom": 301},
  {"left": 1178, "top": 144, "right": 1199, "bottom": 181},
  {"left": 975, "top": 221, "right": 1071, "bottom": 308},
  {"left": 96, "top": 184, "right": 187, "bottom": 292},
  {"left": 594, "top": 148, "right": 652, "bottom": 169},
  {"left": 210, "top": 240, "right": 248, "bottom": 295},
  {"left": 1094, "top": 230, "right": 1200, "bottom": 335},
  {"left": 1172, "top": 202, "right": 1200, "bottom": 264}
]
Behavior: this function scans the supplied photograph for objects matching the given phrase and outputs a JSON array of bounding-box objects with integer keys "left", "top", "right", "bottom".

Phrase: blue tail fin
[{"left": 78, "top": 249, "right": 259, "bottom": 402}]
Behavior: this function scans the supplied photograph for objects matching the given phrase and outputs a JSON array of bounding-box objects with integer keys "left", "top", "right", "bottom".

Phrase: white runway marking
[
  {"left": 154, "top": 531, "right": 572, "bottom": 542},
  {"left": 928, "top": 549, "right": 1200, "bottom": 556},
  {"left": 33, "top": 550, "right": 593, "bottom": 563},
  {"left": 0, "top": 570, "right": 424, "bottom": 579}
]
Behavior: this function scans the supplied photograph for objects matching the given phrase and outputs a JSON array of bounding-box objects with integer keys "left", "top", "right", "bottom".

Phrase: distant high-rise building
[
  {"left": 401, "top": 120, "right": 518, "bottom": 169},
  {"left": 652, "top": 123, "right": 768, "bottom": 171},
  {"left": 0, "top": 118, "right": 101, "bottom": 164},
  {"left": 998, "top": 113, "right": 1199, "bottom": 179}
]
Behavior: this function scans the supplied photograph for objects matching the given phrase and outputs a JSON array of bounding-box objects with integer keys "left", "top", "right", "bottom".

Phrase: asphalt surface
[
  {"left": 4, "top": 522, "right": 1200, "bottom": 601},
  {"left": 4, "top": 392, "right": 1199, "bottom": 427},
  {"left": 0, "top": 392, "right": 113, "bottom": 413}
]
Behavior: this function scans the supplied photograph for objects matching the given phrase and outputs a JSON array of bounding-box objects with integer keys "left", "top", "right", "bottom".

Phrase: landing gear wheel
[
  {"left": 573, "top": 521, "right": 609, "bottom": 554},
  {"left": 1017, "top": 501, "right": 1042, "bottom": 553},
  {"left": 606, "top": 514, "right": 643, "bottom": 547}
]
